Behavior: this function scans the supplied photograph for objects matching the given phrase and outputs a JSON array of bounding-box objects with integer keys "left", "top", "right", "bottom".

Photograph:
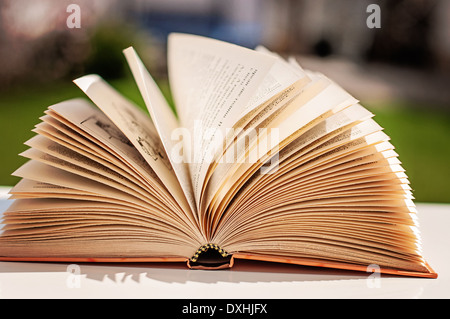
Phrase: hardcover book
[{"left": 0, "top": 33, "right": 437, "bottom": 278}]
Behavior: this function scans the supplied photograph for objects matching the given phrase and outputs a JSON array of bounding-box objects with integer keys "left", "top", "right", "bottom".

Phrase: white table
[{"left": 0, "top": 187, "right": 448, "bottom": 299}]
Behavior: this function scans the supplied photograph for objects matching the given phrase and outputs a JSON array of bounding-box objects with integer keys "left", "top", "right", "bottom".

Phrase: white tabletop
[{"left": 0, "top": 187, "right": 448, "bottom": 299}]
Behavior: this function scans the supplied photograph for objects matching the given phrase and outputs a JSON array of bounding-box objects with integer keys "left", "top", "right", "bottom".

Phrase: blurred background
[{"left": 0, "top": 0, "right": 449, "bottom": 203}]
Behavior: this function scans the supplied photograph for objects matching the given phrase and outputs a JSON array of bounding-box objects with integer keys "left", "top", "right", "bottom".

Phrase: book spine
[{"left": 190, "top": 243, "right": 228, "bottom": 262}]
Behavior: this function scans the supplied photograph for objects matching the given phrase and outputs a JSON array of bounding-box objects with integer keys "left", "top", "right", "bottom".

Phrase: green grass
[{"left": 1, "top": 80, "right": 449, "bottom": 203}]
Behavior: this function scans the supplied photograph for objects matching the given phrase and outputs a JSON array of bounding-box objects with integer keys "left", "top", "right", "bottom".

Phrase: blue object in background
[{"left": 131, "top": 10, "right": 262, "bottom": 49}]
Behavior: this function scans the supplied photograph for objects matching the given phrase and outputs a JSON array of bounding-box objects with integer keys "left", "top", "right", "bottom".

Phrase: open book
[{"left": 0, "top": 33, "right": 436, "bottom": 278}]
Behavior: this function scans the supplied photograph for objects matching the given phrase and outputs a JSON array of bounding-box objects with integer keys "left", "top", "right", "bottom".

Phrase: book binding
[
  {"left": 187, "top": 244, "right": 233, "bottom": 270},
  {"left": 190, "top": 243, "right": 228, "bottom": 262}
]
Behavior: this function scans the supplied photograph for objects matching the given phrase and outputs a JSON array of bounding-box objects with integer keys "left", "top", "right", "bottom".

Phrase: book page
[
  {"left": 206, "top": 78, "right": 360, "bottom": 231},
  {"left": 73, "top": 75, "right": 192, "bottom": 216},
  {"left": 244, "top": 45, "right": 308, "bottom": 114},
  {"left": 219, "top": 106, "right": 377, "bottom": 223},
  {"left": 204, "top": 76, "right": 357, "bottom": 212},
  {"left": 12, "top": 160, "right": 152, "bottom": 210},
  {"left": 19, "top": 145, "right": 162, "bottom": 209},
  {"left": 8, "top": 178, "right": 149, "bottom": 209},
  {"left": 123, "top": 47, "right": 197, "bottom": 216},
  {"left": 167, "top": 33, "right": 277, "bottom": 208},
  {"left": 45, "top": 99, "right": 176, "bottom": 208},
  {"left": 200, "top": 78, "right": 311, "bottom": 207},
  {"left": 5, "top": 198, "right": 151, "bottom": 215},
  {"left": 24, "top": 134, "right": 153, "bottom": 200}
]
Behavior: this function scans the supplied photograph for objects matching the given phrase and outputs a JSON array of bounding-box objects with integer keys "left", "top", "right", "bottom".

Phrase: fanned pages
[{"left": 0, "top": 33, "right": 436, "bottom": 278}]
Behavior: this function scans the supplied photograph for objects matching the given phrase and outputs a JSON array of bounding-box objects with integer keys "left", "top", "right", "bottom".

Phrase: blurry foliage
[
  {"left": 83, "top": 22, "right": 138, "bottom": 80},
  {"left": 0, "top": 20, "right": 155, "bottom": 90},
  {"left": 26, "top": 30, "right": 88, "bottom": 84},
  {"left": 0, "top": 29, "right": 88, "bottom": 90}
]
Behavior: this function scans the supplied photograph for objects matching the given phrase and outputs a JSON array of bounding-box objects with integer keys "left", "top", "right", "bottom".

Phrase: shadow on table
[{"left": 0, "top": 259, "right": 390, "bottom": 285}]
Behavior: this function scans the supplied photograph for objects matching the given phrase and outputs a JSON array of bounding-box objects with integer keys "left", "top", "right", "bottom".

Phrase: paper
[
  {"left": 73, "top": 75, "right": 192, "bottom": 215},
  {"left": 167, "top": 33, "right": 277, "bottom": 209},
  {"left": 123, "top": 47, "right": 197, "bottom": 216}
]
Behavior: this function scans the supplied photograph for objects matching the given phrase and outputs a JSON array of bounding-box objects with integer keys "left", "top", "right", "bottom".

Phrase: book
[{"left": 0, "top": 33, "right": 437, "bottom": 278}]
